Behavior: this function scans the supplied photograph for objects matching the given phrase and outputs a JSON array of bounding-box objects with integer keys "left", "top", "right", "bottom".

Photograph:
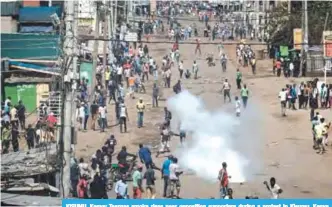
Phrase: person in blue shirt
[
  {"left": 138, "top": 144, "right": 160, "bottom": 172},
  {"left": 83, "top": 103, "right": 89, "bottom": 131},
  {"left": 161, "top": 155, "right": 173, "bottom": 197}
]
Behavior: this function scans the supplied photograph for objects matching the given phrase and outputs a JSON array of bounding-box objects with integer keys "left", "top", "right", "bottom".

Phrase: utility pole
[
  {"left": 299, "top": 0, "right": 306, "bottom": 76},
  {"left": 103, "top": 4, "right": 108, "bottom": 71},
  {"left": 108, "top": 1, "right": 114, "bottom": 65},
  {"left": 62, "top": 0, "right": 75, "bottom": 198},
  {"left": 304, "top": 0, "right": 308, "bottom": 54},
  {"left": 90, "top": 1, "right": 101, "bottom": 103}
]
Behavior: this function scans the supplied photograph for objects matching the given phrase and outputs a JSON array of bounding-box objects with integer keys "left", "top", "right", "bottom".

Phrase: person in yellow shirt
[
  {"left": 136, "top": 98, "right": 145, "bottom": 128},
  {"left": 105, "top": 67, "right": 111, "bottom": 87}
]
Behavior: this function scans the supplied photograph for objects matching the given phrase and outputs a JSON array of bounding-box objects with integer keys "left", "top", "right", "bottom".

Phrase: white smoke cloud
[{"left": 167, "top": 90, "right": 262, "bottom": 183}]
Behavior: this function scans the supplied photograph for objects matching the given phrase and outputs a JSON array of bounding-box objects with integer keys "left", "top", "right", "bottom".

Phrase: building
[{"left": 0, "top": 1, "right": 20, "bottom": 33}]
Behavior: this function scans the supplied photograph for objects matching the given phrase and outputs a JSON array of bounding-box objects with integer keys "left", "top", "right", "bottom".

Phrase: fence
[{"left": 307, "top": 55, "right": 331, "bottom": 72}]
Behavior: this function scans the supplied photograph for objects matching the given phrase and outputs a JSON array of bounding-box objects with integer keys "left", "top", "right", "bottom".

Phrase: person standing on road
[
  {"left": 144, "top": 164, "right": 156, "bottom": 199},
  {"left": 90, "top": 101, "right": 99, "bottom": 131},
  {"left": 192, "top": 61, "right": 199, "bottom": 79},
  {"left": 178, "top": 60, "right": 184, "bottom": 79},
  {"left": 251, "top": 57, "right": 256, "bottom": 75},
  {"left": 17, "top": 100, "right": 26, "bottom": 130},
  {"left": 98, "top": 104, "right": 107, "bottom": 132},
  {"left": 152, "top": 83, "right": 159, "bottom": 108},
  {"left": 222, "top": 79, "right": 231, "bottom": 103},
  {"left": 132, "top": 164, "right": 144, "bottom": 199},
  {"left": 279, "top": 88, "right": 287, "bottom": 117},
  {"left": 236, "top": 69, "right": 242, "bottom": 89},
  {"left": 119, "top": 103, "right": 129, "bottom": 133},
  {"left": 169, "top": 157, "right": 183, "bottom": 198},
  {"left": 218, "top": 162, "right": 231, "bottom": 199},
  {"left": 241, "top": 84, "right": 249, "bottom": 108},
  {"left": 115, "top": 175, "right": 128, "bottom": 199},
  {"left": 235, "top": 96, "right": 241, "bottom": 117},
  {"left": 136, "top": 98, "right": 145, "bottom": 128},
  {"left": 161, "top": 155, "right": 173, "bottom": 197},
  {"left": 195, "top": 39, "right": 201, "bottom": 56}
]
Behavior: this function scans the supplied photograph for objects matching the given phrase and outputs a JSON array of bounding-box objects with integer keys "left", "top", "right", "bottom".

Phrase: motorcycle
[{"left": 107, "top": 156, "right": 137, "bottom": 190}]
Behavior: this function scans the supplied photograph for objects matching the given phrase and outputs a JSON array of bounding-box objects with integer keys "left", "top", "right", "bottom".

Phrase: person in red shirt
[
  {"left": 46, "top": 112, "right": 57, "bottom": 141},
  {"left": 275, "top": 59, "right": 282, "bottom": 77},
  {"left": 77, "top": 175, "right": 88, "bottom": 198},
  {"left": 218, "top": 162, "right": 231, "bottom": 199},
  {"left": 195, "top": 39, "right": 201, "bottom": 55}
]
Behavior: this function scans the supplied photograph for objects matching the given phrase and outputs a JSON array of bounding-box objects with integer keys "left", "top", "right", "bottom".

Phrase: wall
[
  {"left": 23, "top": 0, "right": 40, "bottom": 7},
  {"left": 4, "top": 83, "right": 37, "bottom": 113},
  {"left": 36, "top": 83, "right": 50, "bottom": 108},
  {"left": 0, "top": 16, "right": 18, "bottom": 33}
]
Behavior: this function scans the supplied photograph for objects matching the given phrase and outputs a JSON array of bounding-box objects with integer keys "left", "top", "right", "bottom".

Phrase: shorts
[
  {"left": 316, "top": 138, "right": 323, "bottom": 144},
  {"left": 281, "top": 101, "right": 286, "bottom": 108},
  {"left": 146, "top": 185, "right": 156, "bottom": 194},
  {"left": 170, "top": 179, "right": 181, "bottom": 188},
  {"left": 133, "top": 187, "right": 142, "bottom": 199}
]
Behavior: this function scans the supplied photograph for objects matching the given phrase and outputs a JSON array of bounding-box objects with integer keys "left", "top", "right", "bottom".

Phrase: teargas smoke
[{"left": 167, "top": 90, "right": 262, "bottom": 183}]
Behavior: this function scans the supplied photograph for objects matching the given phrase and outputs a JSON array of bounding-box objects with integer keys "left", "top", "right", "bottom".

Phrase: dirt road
[{"left": 74, "top": 18, "right": 332, "bottom": 199}]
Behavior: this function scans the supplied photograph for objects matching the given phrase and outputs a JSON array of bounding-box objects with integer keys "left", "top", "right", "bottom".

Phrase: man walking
[
  {"left": 222, "top": 79, "right": 231, "bottom": 103},
  {"left": 136, "top": 98, "right": 145, "bottom": 128},
  {"left": 236, "top": 69, "right": 242, "bottom": 90},
  {"left": 119, "top": 103, "right": 129, "bottom": 133},
  {"left": 241, "top": 84, "right": 249, "bottom": 108},
  {"left": 152, "top": 83, "right": 159, "bottom": 107}
]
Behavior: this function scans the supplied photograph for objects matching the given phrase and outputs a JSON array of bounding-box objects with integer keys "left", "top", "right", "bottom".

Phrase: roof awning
[
  {"left": 9, "top": 61, "right": 61, "bottom": 76},
  {"left": 19, "top": 6, "right": 61, "bottom": 23}
]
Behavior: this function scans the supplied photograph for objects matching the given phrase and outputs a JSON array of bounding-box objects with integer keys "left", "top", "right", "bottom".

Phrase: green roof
[{"left": 1, "top": 33, "right": 61, "bottom": 60}]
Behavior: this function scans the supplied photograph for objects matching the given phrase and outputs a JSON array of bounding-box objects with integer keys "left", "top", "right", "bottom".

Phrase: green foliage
[{"left": 266, "top": 1, "right": 332, "bottom": 46}]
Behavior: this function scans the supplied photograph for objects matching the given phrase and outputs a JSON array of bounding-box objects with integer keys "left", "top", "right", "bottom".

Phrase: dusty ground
[
  {"left": 17, "top": 17, "right": 332, "bottom": 199},
  {"left": 75, "top": 17, "right": 332, "bottom": 198}
]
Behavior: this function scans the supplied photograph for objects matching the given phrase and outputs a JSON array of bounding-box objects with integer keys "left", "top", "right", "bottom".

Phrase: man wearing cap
[
  {"left": 132, "top": 164, "right": 144, "bottom": 199},
  {"left": 136, "top": 98, "right": 145, "bottom": 128}
]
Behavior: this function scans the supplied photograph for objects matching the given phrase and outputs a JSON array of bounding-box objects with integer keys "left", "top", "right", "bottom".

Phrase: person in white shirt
[
  {"left": 235, "top": 96, "right": 241, "bottom": 117},
  {"left": 222, "top": 79, "right": 231, "bottom": 103},
  {"left": 117, "top": 65, "right": 123, "bottom": 84},
  {"left": 169, "top": 157, "right": 183, "bottom": 198},
  {"left": 119, "top": 103, "right": 129, "bottom": 133},
  {"left": 78, "top": 103, "right": 85, "bottom": 130},
  {"left": 289, "top": 62, "right": 294, "bottom": 77},
  {"left": 178, "top": 60, "right": 184, "bottom": 79},
  {"left": 278, "top": 88, "right": 287, "bottom": 116},
  {"left": 99, "top": 104, "right": 107, "bottom": 132},
  {"left": 264, "top": 177, "right": 282, "bottom": 199}
]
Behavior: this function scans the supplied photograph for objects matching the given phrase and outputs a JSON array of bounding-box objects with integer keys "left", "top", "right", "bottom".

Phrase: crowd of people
[
  {"left": 0, "top": 97, "right": 58, "bottom": 153},
  {"left": 2, "top": 1, "right": 331, "bottom": 200}
]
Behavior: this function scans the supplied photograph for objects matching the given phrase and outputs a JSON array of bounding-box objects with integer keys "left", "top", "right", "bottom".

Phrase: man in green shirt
[
  {"left": 132, "top": 164, "right": 143, "bottom": 199},
  {"left": 236, "top": 69, "right": 242, "bottom": 89},
  {"left": 241, "top": 84, "right": 249, "bottom": 108}
]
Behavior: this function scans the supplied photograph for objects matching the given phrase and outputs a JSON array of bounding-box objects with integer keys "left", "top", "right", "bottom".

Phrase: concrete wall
[{"left": 0, "top": 16, "right": 18, "bottom": 33}]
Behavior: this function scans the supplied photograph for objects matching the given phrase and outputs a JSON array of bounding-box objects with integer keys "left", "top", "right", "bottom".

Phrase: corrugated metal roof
[
  {"left": 1, "top": 33, "right": 61, "bottom": 60},
  {"left": 0, "top": 1, "right": 21, "bottom": 16},
  {"left": 19, "top": 6, "right": 61, "bottom": 23}
]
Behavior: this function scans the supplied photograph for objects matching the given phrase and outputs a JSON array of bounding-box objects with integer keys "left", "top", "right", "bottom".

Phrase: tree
[{"left": 266, "top": 1, "right": 332, "bottom": 46}]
